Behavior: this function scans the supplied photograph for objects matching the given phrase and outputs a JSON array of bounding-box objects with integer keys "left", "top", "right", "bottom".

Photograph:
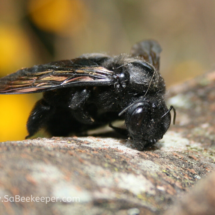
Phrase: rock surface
[{"left": 1, "top": 71, "right": 215, "bottom": 215}]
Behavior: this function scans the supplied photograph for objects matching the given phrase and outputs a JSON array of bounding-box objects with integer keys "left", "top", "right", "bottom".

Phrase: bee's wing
[
  {"left": 0, "top": 58, "right": 114, "bottom": 94},
  {"left": 130, "top": 40, "right": 162, "bottom": 71}
]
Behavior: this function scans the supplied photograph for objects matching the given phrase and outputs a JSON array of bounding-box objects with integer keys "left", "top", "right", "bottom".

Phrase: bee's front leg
[{"left": 109, "top": 122, "right": 128, "bottom": 137}]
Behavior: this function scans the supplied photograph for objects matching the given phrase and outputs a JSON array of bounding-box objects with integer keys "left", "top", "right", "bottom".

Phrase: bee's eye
[
  {"left": 129, "top": 107, "right": 145, "bottom": 132},
  {"left": 126, "top": 103, "right": 150, "bottom": 136}
]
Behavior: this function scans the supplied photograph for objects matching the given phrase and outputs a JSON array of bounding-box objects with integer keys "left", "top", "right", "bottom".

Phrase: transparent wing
[{"left": 130, "top": 40, "right": 162, "bottom": 71}]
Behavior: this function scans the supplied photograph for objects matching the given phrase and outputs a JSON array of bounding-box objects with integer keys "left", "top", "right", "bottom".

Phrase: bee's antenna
[
  {"left": 118, "top": 100, "right": 139, "bottom": 116},
  {"left": 143, "top": 70, "right": 155, "bottom": 97},
  {"left": 115, "top": 62, "right": 130, "bottom": 70},
  {"left": 161, "top": 105, "right": 176, "bottom": 124}
]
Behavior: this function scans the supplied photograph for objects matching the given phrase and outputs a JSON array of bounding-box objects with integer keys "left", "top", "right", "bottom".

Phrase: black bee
[{"left": 0, "top": 40, "right": 175, "bottom": 150}]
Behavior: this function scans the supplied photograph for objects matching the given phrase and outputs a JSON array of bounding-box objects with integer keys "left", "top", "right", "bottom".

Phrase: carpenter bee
[{"left": 0, "top": 40, "right": 175, "bottom": 150}]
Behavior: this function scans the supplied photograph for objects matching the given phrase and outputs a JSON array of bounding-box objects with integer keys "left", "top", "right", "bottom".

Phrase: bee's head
[{"left": 125, "top": 99, "right": 175, "bottom": 150}]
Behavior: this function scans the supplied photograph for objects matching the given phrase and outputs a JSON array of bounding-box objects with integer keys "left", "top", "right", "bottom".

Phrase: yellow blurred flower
[
  {"left": 0, "top": 26, "right": 34, "bottom": 76},
  {"left": 28, "top": 0, "right": 88, "bottom": 35},
  {"left": 0, "top": 95, "right": 37, "bottom": 141},
  {"left": 0, "top": 25, "right": 37, "bottom": 141}
]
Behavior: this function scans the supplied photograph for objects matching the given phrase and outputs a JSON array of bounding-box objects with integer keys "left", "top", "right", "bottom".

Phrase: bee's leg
[
  {"left": 109, "top": 122, "right": 128, "bottom": 137},
  {"left": 71, "top": 108, "right": 95, "bottom": 124},
  {"left": 69, "top": 88, "right": 89, "bottom": 109},
  {"left": 26, "top": 99, "right": 53, "bottom": 138},
  {"left": 69, "top": 89, "right": 94, "bottom": 124}
]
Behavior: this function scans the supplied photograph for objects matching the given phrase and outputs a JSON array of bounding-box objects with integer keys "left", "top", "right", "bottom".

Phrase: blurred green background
[{"left": 0, "top": 0, "right": 215, "bottom": 141}]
